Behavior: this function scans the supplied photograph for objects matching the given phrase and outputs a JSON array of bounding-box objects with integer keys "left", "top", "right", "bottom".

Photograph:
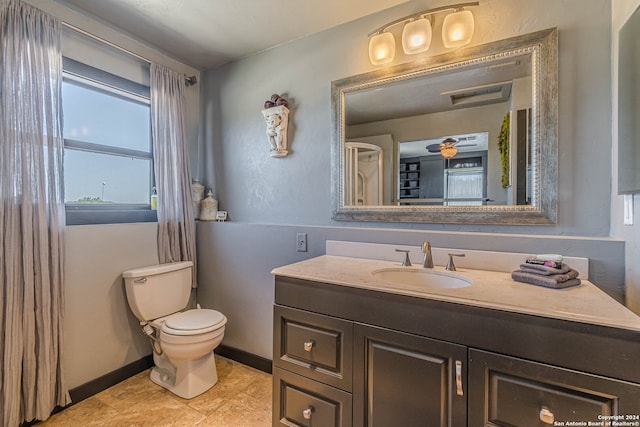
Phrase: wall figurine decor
[{"left": 262, "top": 94, "right": 289, "bottom": 157}]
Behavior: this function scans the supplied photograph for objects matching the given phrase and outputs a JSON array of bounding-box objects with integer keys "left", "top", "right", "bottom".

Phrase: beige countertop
[{"left": 272, "top": 255, "right": 640, "bottom": 332}]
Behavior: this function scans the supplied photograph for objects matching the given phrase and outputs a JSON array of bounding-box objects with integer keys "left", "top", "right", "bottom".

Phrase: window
[
  {"left": 62, "top": 58, "right": 156, "bottom": 225},
  {"left": 445, "top": 168, "right": 485, "bottom": 206}
]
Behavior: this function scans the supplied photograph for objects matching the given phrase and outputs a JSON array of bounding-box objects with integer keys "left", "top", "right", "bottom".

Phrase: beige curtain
[
  {"left": 0, "top": 0, "right": 71, "bottom": 424},
  {"left": 150, "top": 63, "right": 197, "bottom": 286}
]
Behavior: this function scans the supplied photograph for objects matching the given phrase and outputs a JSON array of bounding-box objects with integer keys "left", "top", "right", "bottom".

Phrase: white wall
[
  {"left": 611, "top": 0, "right": 640, "bottom": 313},
  {"left": 64, "top": 224, "right": 158, "bottom": 388}
]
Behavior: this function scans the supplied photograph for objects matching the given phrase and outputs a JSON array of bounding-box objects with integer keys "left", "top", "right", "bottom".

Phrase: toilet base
[{"left": 150, "top": 351, "right": 219, "bottom": 399}]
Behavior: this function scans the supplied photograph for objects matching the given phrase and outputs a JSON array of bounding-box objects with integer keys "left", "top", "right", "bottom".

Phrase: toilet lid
[{"left": 162, "top": 309, "right": 226, "bottom": 335}]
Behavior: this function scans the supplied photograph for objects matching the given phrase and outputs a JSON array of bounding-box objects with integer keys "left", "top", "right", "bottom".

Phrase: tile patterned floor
[{"left": 40, "top": 356, "right": 272, "bottom": 426}]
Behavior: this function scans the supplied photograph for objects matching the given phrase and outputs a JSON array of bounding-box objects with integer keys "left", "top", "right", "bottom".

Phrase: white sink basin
[{"left": 371, "top": 268, "right": 472, "bottom": 290}]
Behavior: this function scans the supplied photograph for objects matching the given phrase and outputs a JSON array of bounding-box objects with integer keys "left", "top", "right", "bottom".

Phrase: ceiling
[
  {"left": 346, "top": 53, "right": 532, "bottom": 125},
  {"left": 56, "top": 0, "right": 410, "bottom": 70},
  {"left": 398, "top": 132, "right": 489, "bottom": 158}
]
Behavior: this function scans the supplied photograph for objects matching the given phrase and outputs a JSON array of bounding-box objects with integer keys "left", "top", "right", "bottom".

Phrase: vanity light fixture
[
  {"left": 402, "top": 17, "right": 432, "bottom": 54},
  {"left": 368, "top": 2, "right": 479, "bottom": 65},
  {"left": 368, "top": 32, "right": 396, "bottom": 65},
  {"left": 442, "top": 7, "right": 475, "bottom": 48}
]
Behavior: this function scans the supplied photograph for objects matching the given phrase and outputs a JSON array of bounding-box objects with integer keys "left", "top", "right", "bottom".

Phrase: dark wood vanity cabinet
[
  {"left": 272, "top": 305, "right": 467, "bottom": 427},
  {"left": 273, "top": 276, "right": 640, "bottom": 427}
]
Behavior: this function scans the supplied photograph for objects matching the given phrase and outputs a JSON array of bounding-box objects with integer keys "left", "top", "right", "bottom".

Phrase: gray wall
[
  {"left": 196, "top": 222, "right": 624, "bottom": 359},
  {"left": 612, "top": 0, "right": 640, "bottom": 314},
  {"left": 200, "top": 0, "right": 613, "bottom": 235},
  {"left": 197, "top": 0, "right": 628, "bottom": 360}
]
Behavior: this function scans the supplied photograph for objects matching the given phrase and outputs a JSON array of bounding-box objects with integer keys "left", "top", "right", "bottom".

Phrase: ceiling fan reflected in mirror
[{"left": 426, "top": 136, "right": 478, "bottom": 158}]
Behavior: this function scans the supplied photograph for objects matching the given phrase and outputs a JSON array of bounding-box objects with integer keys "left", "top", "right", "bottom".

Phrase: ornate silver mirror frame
[{"left": 331, "top": 28, "right": 558, "bottom": 225}]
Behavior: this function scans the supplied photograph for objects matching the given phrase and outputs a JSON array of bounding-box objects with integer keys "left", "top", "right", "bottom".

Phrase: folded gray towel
[
  {"left": 519, "top": 263, "right": 571, "bottom": 275},
  {"left": 518, "top": 267, "right": 579, "bottom": 282},
  {"left": 511, "top": 270, "right": 582, "bottom": 289}
]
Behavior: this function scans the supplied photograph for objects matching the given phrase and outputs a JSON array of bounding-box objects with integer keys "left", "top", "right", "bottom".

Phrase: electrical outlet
[{"left": 296, "top": 233, "right": 308, "bottom": 252}]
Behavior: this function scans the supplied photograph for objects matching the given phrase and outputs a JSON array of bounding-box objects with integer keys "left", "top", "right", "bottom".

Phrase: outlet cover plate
[
  {"left": 624, "top": 194, "right": 634, "bottom": 225},
  {"left": 296, "top": 233, "right": 308, "bottom": 252}
]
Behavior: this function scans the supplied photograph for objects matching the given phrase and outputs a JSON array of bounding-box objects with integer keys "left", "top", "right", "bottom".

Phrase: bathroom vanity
[{"left": 271, "top": 256, "right": 640, "bottom": 427}]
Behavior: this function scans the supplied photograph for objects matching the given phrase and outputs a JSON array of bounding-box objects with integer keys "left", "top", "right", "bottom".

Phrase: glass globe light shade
[
  {"left": 442, "top": 9, "right": 475, "bottom": 48},
  {"left": 402, "top": 18, "right": 432, "bottom": 54},
  {"left": 368, "top": 32, "right": 396, "bottom": 65}
]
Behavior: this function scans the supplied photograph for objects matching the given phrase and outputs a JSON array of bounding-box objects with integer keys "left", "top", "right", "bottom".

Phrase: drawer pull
[
  {"left": 539, "top": 407, "right": 555, "bottom": 424},
  {"left": 455, "top": 360, "right": 463, "bottom": 396},
  {"left": 303, "top": 340, "right": 314, "bottom": 352},
  {"left": 302, "top": 407, "right": 313, "bottom": 419}
]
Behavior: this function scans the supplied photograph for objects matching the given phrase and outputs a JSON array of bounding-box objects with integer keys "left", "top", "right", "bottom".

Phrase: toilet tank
[{"left": 122, "top": 261, "right": 193, "bottom": 321}]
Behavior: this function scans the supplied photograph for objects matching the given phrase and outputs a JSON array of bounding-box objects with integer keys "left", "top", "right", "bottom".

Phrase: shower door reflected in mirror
[{"left": 344, "top": 142, "right": 384, "bottom": 206}]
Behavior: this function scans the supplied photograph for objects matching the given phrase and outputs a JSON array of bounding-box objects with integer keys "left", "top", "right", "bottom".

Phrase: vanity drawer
[
  {"left": 274, "top": 305, "right": 353, "bottom": 391},
  {"left": 273, "top": 367, "right": 352, "bottom": 427},
  {"left": 469, "top": 349, "right": 640, "bottom": 426}
]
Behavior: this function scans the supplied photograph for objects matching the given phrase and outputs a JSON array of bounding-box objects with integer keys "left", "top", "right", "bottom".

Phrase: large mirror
[
  {"left": 619, "top": 6, "right": 640, "bottom": 194},
  {"left": 332, "top": 28, "right": 558, "bottom": 224}
]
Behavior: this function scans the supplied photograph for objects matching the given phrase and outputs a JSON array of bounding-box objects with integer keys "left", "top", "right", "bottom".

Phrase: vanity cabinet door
[
  {"left": 274, "top": 305, "right": 353, "bottom": 391},
  {"left": 353, "top": 324, "right": 468, "bottom": 427},
  {"left": 468, "top": 349, "right": 640, "bottom": 426}
]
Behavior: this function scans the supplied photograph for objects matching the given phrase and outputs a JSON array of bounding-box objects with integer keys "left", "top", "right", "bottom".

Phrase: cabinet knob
[
  {"left": 539, "top": 407, "right": 555, "bottom": 424},
  {"left": 302, "top": 407, "right": 313, "bottom": 419},
  {"left": 303, "top": 341, "right": 314, "bottom": 352}
]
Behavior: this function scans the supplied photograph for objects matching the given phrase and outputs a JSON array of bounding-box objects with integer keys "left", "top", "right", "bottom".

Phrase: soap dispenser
[{"left": 150, "top": 187, "right": 158, "bottom": 210}]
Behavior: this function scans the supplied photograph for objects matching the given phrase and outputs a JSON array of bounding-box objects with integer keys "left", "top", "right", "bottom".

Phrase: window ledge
[{"left": 65, "top": 206, "right": 157, "bottom": 225}]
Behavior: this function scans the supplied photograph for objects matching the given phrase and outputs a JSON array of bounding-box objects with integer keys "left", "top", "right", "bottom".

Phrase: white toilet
[{"left": 122, "top": 261, "right": 227, "bottom": 399}]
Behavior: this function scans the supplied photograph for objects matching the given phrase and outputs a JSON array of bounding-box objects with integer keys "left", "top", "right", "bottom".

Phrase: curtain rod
[{"left": 61, "top": 22, "right": 198, "bottom": 86}]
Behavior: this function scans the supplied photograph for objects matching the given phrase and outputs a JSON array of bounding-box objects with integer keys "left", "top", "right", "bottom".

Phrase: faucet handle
[
  {"left": 445, "top": 253, "right": 465, "bottom": 271},
  {"left": 395, "top": 249, "right": 412, "bottom": 266}
]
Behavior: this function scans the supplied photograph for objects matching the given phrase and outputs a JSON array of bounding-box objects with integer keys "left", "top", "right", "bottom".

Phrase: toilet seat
[{"left": 161, "top": 309, "right": 227, "bottom": 336}]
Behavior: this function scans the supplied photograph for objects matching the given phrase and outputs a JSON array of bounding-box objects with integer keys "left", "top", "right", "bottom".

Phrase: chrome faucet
[{"left": 421, "top": 241, "right": 434, "bottom": 268}]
